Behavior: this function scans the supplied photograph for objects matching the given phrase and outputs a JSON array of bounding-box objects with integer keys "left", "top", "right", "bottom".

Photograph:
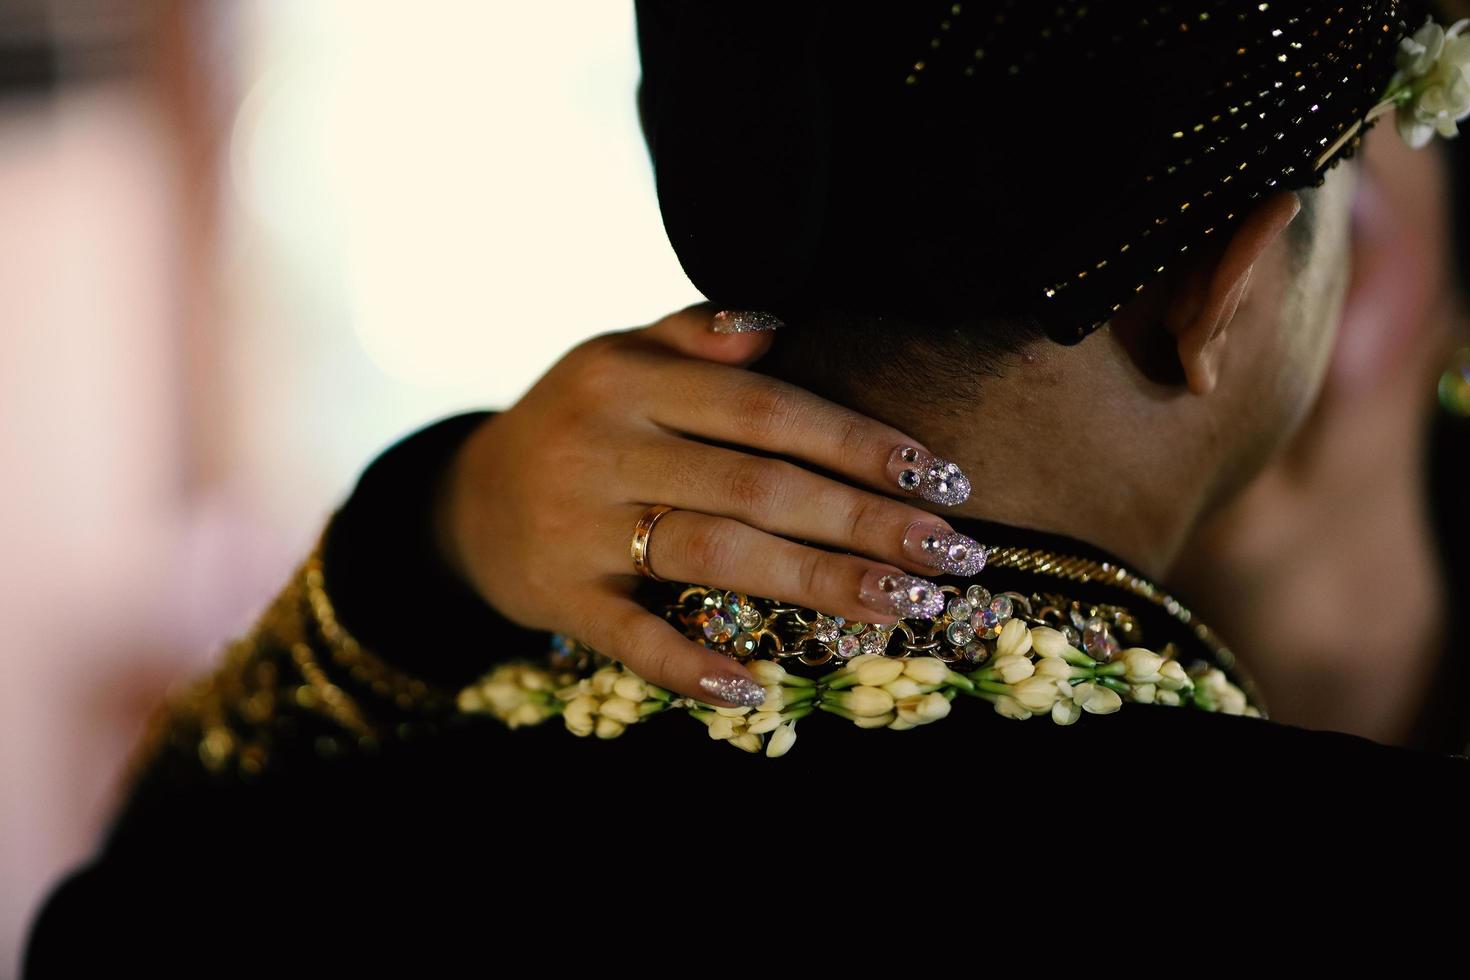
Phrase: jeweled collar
[{"left": 455, "top": 517, "right": 1268, "bottom": 758}]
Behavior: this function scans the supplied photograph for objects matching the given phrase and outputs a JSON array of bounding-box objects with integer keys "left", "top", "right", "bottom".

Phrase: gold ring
[{"left": 630, "top": 505, "right": 676, "bottom": 581}]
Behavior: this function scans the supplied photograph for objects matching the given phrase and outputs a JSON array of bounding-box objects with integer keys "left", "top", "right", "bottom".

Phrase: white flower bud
[
  {"left": 1131, "top": 683, "right": 1157, "bottom": 705},
  {"left": 708, "top": 716, "right": 740, "bottom": 740},
  {"left": 747, "top": 660, "right": 789, "bottom": 687},
  {"left": 883, "top": 678, "right": 923, "bottom": 700},
  {"left": 612, "top": 675, "right": 648, "bottom": 701},
  {"left": 903, "top": 656, "right": 950, "bottom": 685},
  {"left": 1219, "top": 688, "right": 1248, "bottom": 716},
  {"left": 1035, "top": 657, "right": 1072, "bottom": 680},
  {"left": 457, "top": 688, "right": 485, "bottom": 712},
  {"left": 729, "top": 733, "right": 763, "bottom": 753},
  {"left": 1155, "top": 689, "right": 1182, "bottom": 707},
  {"left": 1080, "top": 685, "right": 1123, "bottom": 714},
  {"left": 837, "top": 686, "right": 896, "bottom": 717},
  {"left": 507, "top": 703, "right": 547, "bottom": 728},
  {"left": 993, "top": 654, "right": 1036, "bottom": 684},
  {"left": 713, "top": 705, "right": 752, "bottom": 717},
  {"left": 746, "top": 711, "right": 785, "bottom": 735},
  {"left": 1029, "top": 627, "right": 1073, "bottom": 659},
  {"left": 759, "top": 686, "right": 786, "bottom": 712},
  {"left": 993, "top": 696, "right": 1032, "bottom": 720},
  {"left": 1121, "top": 648, "right": 1164, "bottom": 683},
  {"left": 591, "top": 668, "right": 620, "bottom": 696},
  {"left": 896, "top": 692, "right": 951, "bottom": 725},
  {"left": 598, "top": 696, "right": 642, "bottom": 725},
  {"left": 888, "top": 717, "right": 918, "bottom": 731},
  {"left": 594, "top": 716, "right": 625, "bottom": 739},
  {"left": 766, "top": 722, "right": 798, "bottom": 757},
  {"left": 852, "top": 711, "right": 897, "bottom": 729},
  {"left": 520, "top": 669, "right": 552, "bottom": 692},
  {"left": 1159, "top": 660, "right": 1190, "bottom": 690},
  {"left": 1012, "top": 675, "right": 1063, "bottom": 713},
  {"left": 1051, "top": 699, "right": 1081, "bottom": 726},
  {"left": 995, "top": 618, "right": 1033, "bottom": 658},
  {"left": 855, "top": 656, "right": 906, "bottom": 687}
]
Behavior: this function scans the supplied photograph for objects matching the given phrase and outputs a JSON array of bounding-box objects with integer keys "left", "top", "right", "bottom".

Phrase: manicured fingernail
[
  {"left": 902, "top": 521, "right": 989, "bottom": 576},
  {"left": 859, "top": 570, "right": 945, "bottom": 619},
  {"left": 886, "top": 446, "right": 971, "bottom": 506},
  {"left": 698, "top": 673, "right": 766, "bottom": 707},
  {"left": 711, "top": 310, "right": 784, "bottom": 334}
]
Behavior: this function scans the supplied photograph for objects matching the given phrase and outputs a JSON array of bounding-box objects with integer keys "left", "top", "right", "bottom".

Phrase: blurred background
[{"left": 0, "top": 1, "right": 699, "bottom": 970}]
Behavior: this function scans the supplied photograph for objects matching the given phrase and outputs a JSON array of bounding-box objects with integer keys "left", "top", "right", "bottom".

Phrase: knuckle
[
  {"left": 734, "top": 382, "right": 798, "bottom": 440},
  {"left": 724, "top": 458, "right": 783, "bottom": 519},
  {"left": 832, "top": 412, "right": 876, "bottom": 461},
  {"left": 682, "top": 520, "right": 741, "bottom": 580},
  {"left": 795, "top": 549, "right": 830, "bottom": 602}
]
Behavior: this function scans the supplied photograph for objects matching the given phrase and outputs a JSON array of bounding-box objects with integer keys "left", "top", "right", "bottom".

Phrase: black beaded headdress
[{"left": 636, "top": 0, "right": 1425, "bottom": 344}]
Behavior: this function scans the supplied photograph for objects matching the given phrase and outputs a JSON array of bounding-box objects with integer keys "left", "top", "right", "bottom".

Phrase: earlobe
[{"left": 1168, "top": 192, "right": 1301, "bottom": 395}]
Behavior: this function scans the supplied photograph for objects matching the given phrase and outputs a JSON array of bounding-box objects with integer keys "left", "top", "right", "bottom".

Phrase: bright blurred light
[{"left": 231, "top": 0, "right": 698, "bottom": 397}]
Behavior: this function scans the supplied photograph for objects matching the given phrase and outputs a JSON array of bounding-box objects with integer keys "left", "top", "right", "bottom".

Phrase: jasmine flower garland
[{"left": 455, "top": 633, "right": 1257, "bottom": 759}]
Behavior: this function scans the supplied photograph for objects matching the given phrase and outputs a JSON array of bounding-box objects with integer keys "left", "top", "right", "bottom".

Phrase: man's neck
[{"left": 880, "top": 338, "right": 1227, "bottom": 581}]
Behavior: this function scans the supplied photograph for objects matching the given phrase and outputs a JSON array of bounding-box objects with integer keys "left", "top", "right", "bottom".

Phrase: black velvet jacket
[{"left": 22, "top": 411, "right": 1470, "bottom": 974}]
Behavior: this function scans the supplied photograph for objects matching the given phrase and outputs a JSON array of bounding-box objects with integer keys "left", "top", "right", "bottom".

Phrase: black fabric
[
  {"left": 320, "top": 409, "right": 542, "bottom": 690},
  {"left": 639, "top": 0, "right": 1423, "bottom": 343},
  {"left": 21, "top": 411, "right": 1470, "bottom": 974}
]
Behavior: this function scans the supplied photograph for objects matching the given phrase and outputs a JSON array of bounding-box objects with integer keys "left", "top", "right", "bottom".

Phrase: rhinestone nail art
[
  {"left": 904, "top": 522, "right": 989, "bottom": 576},
  {"left": 890, "top": 446, "right": 972, "bottom": 506},
  {"left": 861, "top": 572, "right": 946, "bottom": 619},
  {"left": 711, "top": 310, "right": 784, "bottom": 333},
  {"left": 698, "top": 673, "right": 766, "bottom": 707}
]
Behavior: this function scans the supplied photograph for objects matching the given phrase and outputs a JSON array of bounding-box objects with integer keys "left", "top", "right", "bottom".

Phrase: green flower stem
[
  {"left": 822, "top": 670, "right": 860, "bottom": 691},
  {"left": 783, "top": 704, "right": 816, "bottom": 722},
  {"left": 782, "top": 687, "right": 818, "bottom": 706},
  {"left": 779, "top": 672, "right": 816, "bottom": 688},
  {"left": 1096, "top": 675, "right": 1131, "bottom": 694},
  {"left": 638, "top": 700, "right": 668, "bottom": 718},
  {"left": 975, "top": 679, "right": 1014, "bottom": 697},
  {"left": 1096, "top": 662, "right": 1127, "bottom": 678},
  {"left": 645, "top": 686, "right": 675, "bottom": 702},
  {"left": 818, "top": 702, "right": 858, "bottom": 722},
  {"left": 942, "top": 670, "right": 976, "bottom": 692}
]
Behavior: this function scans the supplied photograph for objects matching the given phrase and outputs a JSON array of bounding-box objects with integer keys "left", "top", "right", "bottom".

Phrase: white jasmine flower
[
  {"left": 995, "top": 618, "right": 1033, "bottom": 658},
  {"left": 594, "top": 716, "right": 625, "bottom": 739},
  {"left": 993, "top": 695, "right": 1033, "bottom": 720},
  {"left": 1159, "top": 660, "right": 1191, "bottom": 691},
  {"left": 903, "top": 656, "right": 951, "bottom": 685},
  {"left": 729, "top": 733, "right": 764, "bottom": 753},
  {"left": 506, "top": 703, "right": 549, "bottom": 728},
  {"left": 1029, "top": 626, "right": 1074, "bottom": 659},
  {"left": 707, "top": 715, "right": 741, "bottom": 740},
  {"left": 1394, "top": 18, "right": 1470, "bottom": 148},
  {"left": 1077, "top": 683, "right": 1123, "bottom": 715},
  {"left": 992, "top": 654, "right": 1036, "bottom": 684},
  {"left": 456, "top": 688, "right": 485, "bottom": 712},
  {"left": 590, "top": 667, "right": 621, "bottom": 696},
  {"left": 883, "top": 677, "right": 924, "bottom": 700},
  {"left": 896, "top": 691, "right": 951, "bottom": 725},
  {"left": 1131, "top": 683, "right": 1157, "bottom": 705},
  {"left": 888, "top": 717, "right": 918, "bottom": 731},
  {"left": 563, "top": 694, "right": 599, "bottom": 737},
  {"left": 1034, "top": 657, "right": 1073, "bottom": 681},
  {"left": 1012, "top": 676, "right": 1064, "bottom": 713},
  {"left": 598, "top": 697, "right": 642, "bottom": 725},
  {"left": 766, "top": 721, "right": 798, "bottom": 757},
  {"left": 1121, "top": 648, "right": 1164, "bottom": 684},
  {"left": 1051, "top": 699, "right": 1081, "bottom": 726},
  {"left": 758, "top": 686, "right": 786, "bottom": 712},
  {"left": 746, "top": 710, "right": 785, "bottom": 735},
  {"left": 747, "top": 660, "right": 789, "bottom": 687},
  {"left": 833, "top": 686, "right": 896, "bottom": 717},
  {"left": 1155, "top": 689, "right": 1182, "bottom": 707},
  {"left": 855, "top": 656, "right": 906, "bottom": 687},
  {"left": 612, "top": 675, "right": 648, "bottom": 701},
  {"left": 852, "top": 711, "right": 897, "bottom": 729}
]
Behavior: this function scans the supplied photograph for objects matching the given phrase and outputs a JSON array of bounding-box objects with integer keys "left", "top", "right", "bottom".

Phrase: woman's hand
[{"left": 435, "top": 305, "right": 981, "bottom": 708}]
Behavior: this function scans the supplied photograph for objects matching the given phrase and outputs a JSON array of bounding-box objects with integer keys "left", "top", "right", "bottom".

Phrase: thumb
[{"left": 638, "top": 302, "right": 781, "bottom": 365}]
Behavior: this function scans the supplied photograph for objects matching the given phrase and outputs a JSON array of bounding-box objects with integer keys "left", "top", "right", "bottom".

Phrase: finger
[
  {"left": 578, "top": 595, "right": 767, "bottom": 709},
  {"left": 635, "top": 353, "right": 972, "bottom": 507},
  {"left": 618, "top": 439, "right": 987, "bottom": 578},
  {"left": 635, "top": 302, "right": 778, "bottom": 366},
  {"left": 619, "top": 507, "right": 946, "bottom": 625}
]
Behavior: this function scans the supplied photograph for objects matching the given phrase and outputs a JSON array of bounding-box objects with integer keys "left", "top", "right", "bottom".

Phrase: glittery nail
[
  {"left": 711, "top": 310, "right": 784, "bottom": 334},
  {"left": 859, "top": 571, "right": 946, "bottom": 619},
  {"left": 698, "top": 673, "right": 766, "bottom": 707},
  {"left": 886, "top": 446, "right": 971, "bottom": 506},
  {"left": 902, "top": 521, "right": 989, "bottom": 576}
]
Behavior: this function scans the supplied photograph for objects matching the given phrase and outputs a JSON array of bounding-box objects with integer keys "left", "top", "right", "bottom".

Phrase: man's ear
[{"left": 1164, "top": 191, "right": 1302, "bottom": 394}]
